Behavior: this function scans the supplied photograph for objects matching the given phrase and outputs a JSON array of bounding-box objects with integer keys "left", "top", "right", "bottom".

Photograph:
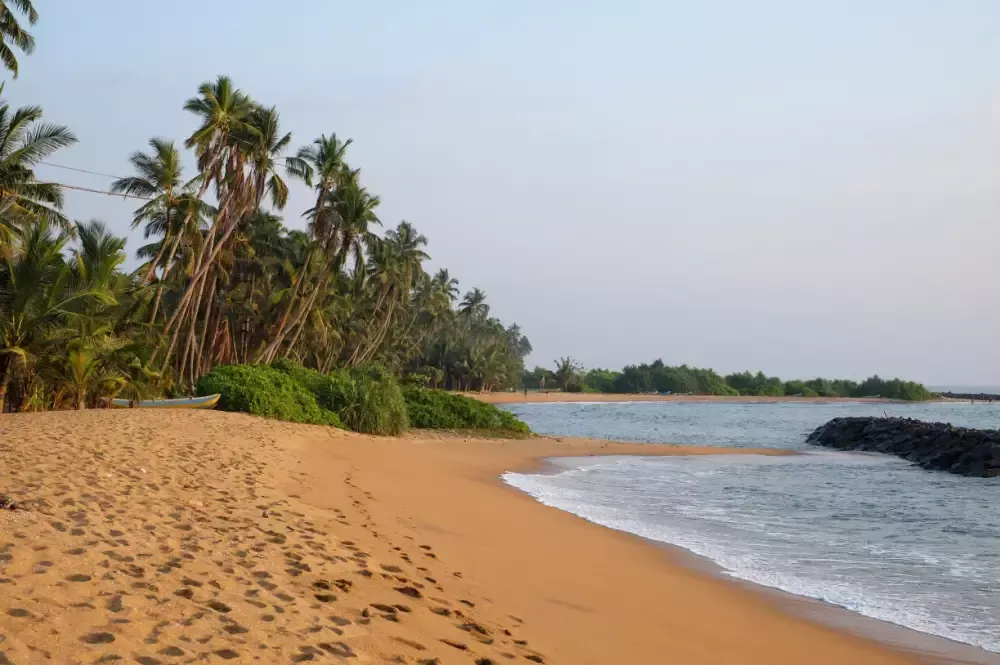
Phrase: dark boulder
[{"left": 805, "top": 417, "right": 1000, "bottom": 478}]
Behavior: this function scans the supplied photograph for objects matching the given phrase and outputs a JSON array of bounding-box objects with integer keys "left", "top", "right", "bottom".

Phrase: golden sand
[{"left": 0, "top": 411, "right": 920, "bottom": 664}]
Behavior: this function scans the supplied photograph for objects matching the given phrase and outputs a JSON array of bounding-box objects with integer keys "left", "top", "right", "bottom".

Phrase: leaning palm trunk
[
  {"left": 256, "top": 247, "right": 336, "bottom": 363},
  {"left": 161, "top": 151, "right": 233, "bottom": 337},
  {"left": 193, "top": 273, "right": 218, "bottom": 381},
  {"left": 161, "top": 192, "right": 246, "bottom": 372},
  {"left": 356, "top": 298, "right": 398, "bottom": 365},
  {"left": 276, "top": 275, "right": 329, "bottom": 361},
  {"left": 176, "top": 263, "right": 213, "bottom": 387},
  {"left": 150, "top": 225, "right": 188, "bottom": 324},
  {"left": 0, "top": 356, "right": 11, "bottom": 413},
  {"left": 141, "top": 229, "right": 172, "bottom": 286},
  {"left": 258, "top": 258, "right": 335, "bottom": 363}
]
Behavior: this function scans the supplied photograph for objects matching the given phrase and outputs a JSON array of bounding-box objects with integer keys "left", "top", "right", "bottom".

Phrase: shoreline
[
  {"left": 296, "top": 427, "right": 944, "bottom": 664},
  {"left": 0, "top": 411, "right": 990, "bottom": 664},
  {"left": 512, "top": 453, "right": 998, "bottom": 665},
  {"left": 471, "top": 391, "right": 910, "bottom": 405}
]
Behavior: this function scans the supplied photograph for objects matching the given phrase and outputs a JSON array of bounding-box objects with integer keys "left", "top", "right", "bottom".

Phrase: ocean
[{"left": 501, "top": 401, "right": 1000, "bottom": 654}]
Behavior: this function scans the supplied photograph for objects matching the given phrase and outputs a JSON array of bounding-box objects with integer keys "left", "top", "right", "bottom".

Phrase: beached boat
[{"left": 111, "top": 394, "right": 220, "bottom": 410}]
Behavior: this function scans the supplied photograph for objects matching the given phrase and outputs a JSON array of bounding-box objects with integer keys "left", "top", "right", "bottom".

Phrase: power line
[
  {"left": 35, "top": 181, "right": 152, "bottom": 201},
  {"left": 39, "top": 156, "right": 297, "bottom": 182},
  {"left": 38, "top": 161, "right": 127, "bottom": 181}
]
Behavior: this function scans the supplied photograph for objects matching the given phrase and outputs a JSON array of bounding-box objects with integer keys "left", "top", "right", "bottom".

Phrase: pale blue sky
[{"left": 11, "top": 1, "right": 1000, "bottom": 383}]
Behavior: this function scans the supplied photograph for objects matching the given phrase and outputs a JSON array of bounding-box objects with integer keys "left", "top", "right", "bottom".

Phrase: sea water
[{"left": 502, "top": 401, "right": 1000, "bottom": 653}]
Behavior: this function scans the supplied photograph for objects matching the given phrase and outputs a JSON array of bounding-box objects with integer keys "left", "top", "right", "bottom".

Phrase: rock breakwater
[{"left": 806, "top": 416, "right": 1000, "bottom": 477}]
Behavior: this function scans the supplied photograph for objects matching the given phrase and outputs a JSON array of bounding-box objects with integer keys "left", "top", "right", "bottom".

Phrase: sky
[{"left": 10, "top": 0, "right": 1000, "bottom": 384}]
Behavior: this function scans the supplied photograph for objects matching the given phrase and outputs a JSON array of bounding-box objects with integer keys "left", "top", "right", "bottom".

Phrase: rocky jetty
[{"left": 806, "top": 417, "right": 1000, "bottom": 477}]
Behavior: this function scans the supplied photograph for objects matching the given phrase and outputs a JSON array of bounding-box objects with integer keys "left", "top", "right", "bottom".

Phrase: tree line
[
  {"left": 0, "top": 2, "right": 531, "bottom": 411},
  {"left": 524, "top": 359, "right": 935, "bottom": 401}
]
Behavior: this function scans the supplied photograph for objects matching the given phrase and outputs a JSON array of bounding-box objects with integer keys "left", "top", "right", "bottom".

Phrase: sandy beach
[
  {"left": 472, "top": 391, "right": 902, "bottom": 405},
  {"left": 0, "top": 411, "right": 927, "bottom": 665}
]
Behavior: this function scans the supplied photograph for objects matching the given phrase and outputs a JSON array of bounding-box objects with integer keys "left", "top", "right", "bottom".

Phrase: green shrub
[
  {"left": 338, "top": 364, "right": 409, "bottom": 436},
  {"left": 270, "top": 359, "right": 409, "bottom": 435},
  {"left": 403, "top": 388, "right": 531, "bottom": 435},
  {"left": 197, "top": 365, "right": 341, "bottom": 427}
]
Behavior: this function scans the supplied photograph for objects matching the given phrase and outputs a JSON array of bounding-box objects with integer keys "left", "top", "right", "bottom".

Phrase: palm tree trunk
[
  {"left": 163, "top": 175, "right": 237, "bottom": 337},
  {"left": 162, "top": 198, "right": 246, "bottom": 372},
  {"left": 256, "top": 261, "right": 330, "bottom": 364},
  {"left": 194, "top": 274, "right": 218, "bottom": 380},
  {"left": 264, "top": 257, "right": 312, "bottom": 355},
  {"left": 262, "top": 268, "right": 332, "bottom": 363},
  {"left": 281, "top": 284, "right": 325, "bottom": 361},
  {"left": 175, "top": 271, "right": 208, "bottom": 387},
  {"left": 0, "top": 356, "right": 10, "bottom": 414},
  {"left": 206, "top": 297, "right": 226, "bottom": 372},
  {"left": 356, "top": 299, "right": 397, "bottom": 365},
  {"left": 148, "top": 229, "right": 185, "bottom": 325},
  {"left": 142, "top": 232, "right": 172, "bottom": 285}
]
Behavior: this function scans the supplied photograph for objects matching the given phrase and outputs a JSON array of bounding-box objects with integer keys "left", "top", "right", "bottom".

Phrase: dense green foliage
[
  {"left": 403, "top": 387, "right": 530, "bottom": 435},
  {"left": 523, "top": 358, "right": 935, "bottom": 401},
  {"left": 268, "top": 360, "right": 408, "bottom": 435},
  {"left": 724, "top": 371, "right": 785, "bottom": 397},
  {"left": 199, "top": 362, "right": 529, "bottom": 436},
  {"left": 0, "top": 59, "right": 531, "bottom": 412},
  {"left": 196, "top": 364, "right": 341, "bottom": 427},
  {"left": 200, "top": 362, "right": 409, "bottom": 434},
  {"left": 335, "top": 364, "right": 409, "bottom": 436}
]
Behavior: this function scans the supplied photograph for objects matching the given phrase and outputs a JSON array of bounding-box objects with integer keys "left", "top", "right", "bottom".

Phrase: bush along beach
[
  {"left": 404, "top": 387, "right": 531, "bottom": 435},
  {"left": 198, "top": 362, "right": 529, "bottom": 436}
]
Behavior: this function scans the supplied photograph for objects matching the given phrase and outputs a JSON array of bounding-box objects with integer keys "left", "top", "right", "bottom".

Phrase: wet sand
[
  {"left": 0, "top": 410, "right": 930, "bottom": 664},
  {"left": 472, "top": 391, "right": 903, "bottom": 404}
]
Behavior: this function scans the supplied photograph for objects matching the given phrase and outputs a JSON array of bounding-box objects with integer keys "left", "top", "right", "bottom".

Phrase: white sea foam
[{"left": 503, "top": 454, "right": 1000, "bottom": 654}]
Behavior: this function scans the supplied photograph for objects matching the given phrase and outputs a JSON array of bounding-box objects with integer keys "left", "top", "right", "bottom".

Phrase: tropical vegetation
[
  {"left": 196, "top": 361, "right": 528, "bottom": 435},
  {"left": 403, "top": 387, "right": 530, "bottom": 435},
  {"left": 0, "top": 0, "right": 38, "bottom": 78},
  {"left": 524, "top": 359, "right": 935, "bottom": 401},
  {"left": 0, "top": 70, "right": 532, "bottom": 413}
]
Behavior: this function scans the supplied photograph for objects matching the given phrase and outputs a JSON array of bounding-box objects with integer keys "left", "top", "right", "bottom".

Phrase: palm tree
[
  {"left": 459, "top": 288, "right": 489, "bottom": 319},
  {"left": 287, "top": 182, "right": 380, "bottom": 360},
  {"left": 385, "top": 222, "right": 429, "bottom": 287},
  {"left": 44, "top": 336, "right": 118, "bottom": 410},
  {"left": 240, "top": 105, "right": 291, "bottom": 211},
  {"left": 161, "top": 76, "right": 254, "bottom": 338},
  {"left": 432, "top": 269, "right": 459, "bottom": 302},
  {"left": 173, "top": 104, "right": 292, "bottom": 382},
  {"left": 183, "top": 75, "right": 254, "bottom": 183},
  {"left": 110, "top": 138, "right": 184, "bottom": 284},
  {"left": 0, "top": 0, "right": 38, "bottom": 78},
  {"left": 71, "top": 219, "right": 127, "bottom": 289},
  {"left": 264, "top": 133, "right": 354, "bottom": 355},
  {"left": 287, "top": 133, "right": 353, "bottom": 227},
  {"left": 160, "top": 77, "right": 258, "bottom": 368},
  {"left": 0, "top": 98, "right": 77, "bottom": 249},
  {"left": 0, "top": 221, "right": 113, "bottom": 410},
  {"left": 553, "top": 357, "right": 582, "bottom": 391}
]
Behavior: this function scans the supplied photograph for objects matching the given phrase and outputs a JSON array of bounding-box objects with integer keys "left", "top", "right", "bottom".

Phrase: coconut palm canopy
[{"left": 0, "top": 75, "right": 531, "bottom": 410}]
